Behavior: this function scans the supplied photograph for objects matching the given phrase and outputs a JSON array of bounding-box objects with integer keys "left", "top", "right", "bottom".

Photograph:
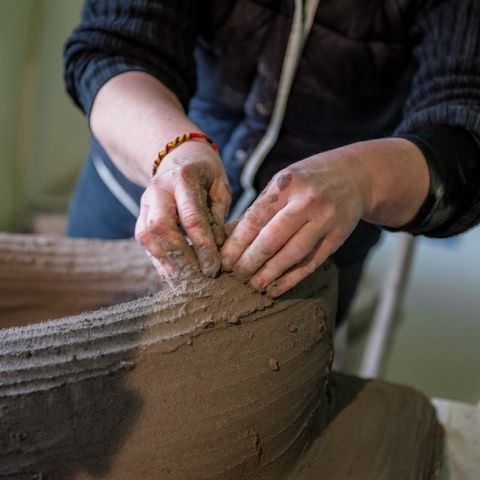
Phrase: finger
[
  {"left": 209, "top": 179, "right": 231, "bottom": 247},
  {"left": 249, "top": 221, "right": 324, "bottom": 291},
  {"left": 175, "top": 174, "right": 221, "bottom": 277},
  {"left": 265, "top": 234, "right": 340, "bottom": 297},
  {"left": 224, "top": 220, "right": 239, "bottom": 238},
  {"left": 136, "top": 188, "right": 199, "bottom": 280},
  {"left": 233, "top": 201, "right": 308, "bottom": 277},
  {"left": 145, "top": 187, "right": 200, "bottom": 278},
  {"left": 221, "top": 189, "right": 286, "bottom": 271},
  {"left": 146, "top": 251, "right": 176, "bottom": 287},
  {"left": 135, "top": 199, "right": 177, "bottom": 278}
]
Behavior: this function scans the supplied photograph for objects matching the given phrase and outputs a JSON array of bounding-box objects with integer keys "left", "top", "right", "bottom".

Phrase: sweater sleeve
[
  {"left": 63, "top": 0, "right": 201, "bottom": 116},
  {"left": 394, "top": 0, "right": 480, "bottom": 237}
]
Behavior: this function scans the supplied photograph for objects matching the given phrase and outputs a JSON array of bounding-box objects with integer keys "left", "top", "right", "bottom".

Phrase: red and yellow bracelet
[{"left": 152, "top": 132, "right": 219, "bottom": 176}]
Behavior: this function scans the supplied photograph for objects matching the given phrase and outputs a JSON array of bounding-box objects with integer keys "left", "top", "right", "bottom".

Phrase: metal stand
[{"left": 359, "top": 233, "right": 417, "bottom": 378}]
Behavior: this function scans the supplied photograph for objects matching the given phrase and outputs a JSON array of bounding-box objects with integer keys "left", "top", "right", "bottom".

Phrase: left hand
[{"left": 221, "top": 149, "right": 371, "bottom": 297}]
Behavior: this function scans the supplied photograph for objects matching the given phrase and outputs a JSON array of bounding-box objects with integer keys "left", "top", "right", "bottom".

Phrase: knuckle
[
  {"left": 135, "top": 228, "right": 149, "bottom": 245},
  {"left": 322, "top": 204, "right": 337, "bottom": 223},
  {"left": 179, "top": 163, "right": 194, "bottom": 179},
  {"left": 175, "top": 164, "right": 197, "bottom": 184},
  {"left": 260, "top": 228, "right": 282, "bottom": 251},
  {"left": 240, "top": 223, "right": 261, "bottom": 241},
  {"left": 150, "top": 175, "right": 166, "bottom": 189},
  {"left": 273, "top": 169, "right": 294, "bottom": 192},
  {"left": 259, "top": 244, "right": 275, "bottom": 258},
  {"left": 322, "top": 237, "right": 339, "bottom": 255},
  {"left": 291, "top": 246, "right": 308, "bottom": 265},
  {"left": 304, "top": 188, "right": 322, "bottom": 207},
  {"left": 182, "top": 211, "right": 207, "bottom": 233},
  {"left": 135, "top": 222, "right": 150, "bottom": 245},
  {"left": 303, "top": 262, "right": 318, "bottom": 276},
  {"left": 147, "top": 219, "right": 170, "bottom": 238},
  {"left": 244, "top": 208, "right": 265, "bottom": 230}
]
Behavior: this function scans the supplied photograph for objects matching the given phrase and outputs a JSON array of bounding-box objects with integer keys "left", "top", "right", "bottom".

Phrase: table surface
[{"left": 433, "top": 398, "right": 480, "bottom": 480}]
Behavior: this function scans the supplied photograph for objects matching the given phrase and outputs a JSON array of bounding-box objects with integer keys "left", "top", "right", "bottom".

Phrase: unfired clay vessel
[{"left": 0, "top": 235, "right": 443, "bottom": 479}]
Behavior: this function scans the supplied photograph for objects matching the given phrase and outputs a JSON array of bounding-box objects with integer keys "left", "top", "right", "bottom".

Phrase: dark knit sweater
[{"left": 64, "top": 0, "right": 480, "bottom": 238}]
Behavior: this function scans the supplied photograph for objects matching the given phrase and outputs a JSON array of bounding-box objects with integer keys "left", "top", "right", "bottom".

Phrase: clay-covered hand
[
  {"left": 221, "top": 150, "right": 369, "bottom": 296},
  {"left": 135, "top": 141, "right": 231, "bottom": 281},
  {"left": 221, "top": 138, "right": 429, "bottom": 297}
]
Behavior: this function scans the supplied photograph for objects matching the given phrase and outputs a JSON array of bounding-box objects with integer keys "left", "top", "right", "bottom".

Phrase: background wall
[
  {"left": 346, "top": 230, "right": 480, "bottom": 404},
  {"left": 0, "top": 0, "right": 87, "bottom": 231}
]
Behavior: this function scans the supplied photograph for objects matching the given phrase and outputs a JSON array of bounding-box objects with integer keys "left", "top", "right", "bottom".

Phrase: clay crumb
[
  {"left": 119, "top": 360, "right": 135, "bottom": 370},
  {"left": 269, "top": 358, "right": 280, "bottom": 371},
  {"left": 288, "top": 324, "right": 298, "bottom": 333},
  {"left": 186, "top": 338, "right": 193, "bottom": 346},
  {"left": 226, "top": 315, "right": 240, "bottom": 325}
]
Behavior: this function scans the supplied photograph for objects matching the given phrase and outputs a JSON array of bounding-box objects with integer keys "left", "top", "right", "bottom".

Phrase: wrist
[
  {"left": 341, "top": 138, "right": 430, "bottom": 227},
  {"left": 152, "top": 132, "right": 219, "bottom": 176},
  {"left": 90, "top": 72, "right": 202, "bottom": 187},
  {"left": 155, "top": 140, "right": 221, "bottom": 175}
]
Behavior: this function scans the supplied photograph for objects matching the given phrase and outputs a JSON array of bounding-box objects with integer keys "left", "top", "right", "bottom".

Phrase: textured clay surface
[
  {"left": 0, "top": 235, "right": 163, "bottom": 328},
  {"left": 0, "top": 235, "right": 336, "bottom": 479},
  {"left": 0, "top": 235, "right": 443, "bottom": 479},
  {"left": 288, "top": 374, "right": 444, "bottom": 480}
]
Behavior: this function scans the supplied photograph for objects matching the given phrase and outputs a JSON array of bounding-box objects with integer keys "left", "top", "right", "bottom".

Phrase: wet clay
[
  {"left": 0, "top": 235, "right": 443, "bottom": 479},
  {"left": 289, "top": 374, "right": 444, "bottom": 480},
  {"left": 0, "top": 234, "right": 336, "bottom": 479},
  {"left": 0, "top": 234, "right": 163, "bottom": 328}
]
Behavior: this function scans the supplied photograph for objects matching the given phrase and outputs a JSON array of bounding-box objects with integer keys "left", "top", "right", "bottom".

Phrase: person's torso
[{"left": 189, "top": 0, "right": 419, "bottom": 201}]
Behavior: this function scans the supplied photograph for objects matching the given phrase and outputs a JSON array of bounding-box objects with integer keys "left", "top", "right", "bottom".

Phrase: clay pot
[{"left": 0, "top": 235, "right": 336, "bottom": 480}]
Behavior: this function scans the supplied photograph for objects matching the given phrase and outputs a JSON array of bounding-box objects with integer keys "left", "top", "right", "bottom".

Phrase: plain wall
[{"left": 0, "top": 0, "right": 88, "bottom": 231}]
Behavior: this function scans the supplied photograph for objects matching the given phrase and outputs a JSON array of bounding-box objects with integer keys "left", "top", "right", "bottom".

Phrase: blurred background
[
  {"left": 1, "top": 0, "right": 479, "bottom": 404},
  {"left": 0, "top": 0, "right": 87, "bottom": 233}
]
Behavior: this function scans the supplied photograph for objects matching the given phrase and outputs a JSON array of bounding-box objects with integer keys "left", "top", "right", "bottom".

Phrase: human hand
[
  {"left": 221, "top": 137, "right": 430, "bottom": 297},
  {"left": 135, "top": 141, "right": 231, "bottom": 282},
  {"left": 221, "top": 149, "right": 371, "bottom": 297}
]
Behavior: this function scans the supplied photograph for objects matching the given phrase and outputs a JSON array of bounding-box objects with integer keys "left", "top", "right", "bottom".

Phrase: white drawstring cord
[
  {"left": 230, "top": 0, "right": 320, "bottom": 220},
  {"left": 93, "top": 155, "right": 140, "bottom": 218}
]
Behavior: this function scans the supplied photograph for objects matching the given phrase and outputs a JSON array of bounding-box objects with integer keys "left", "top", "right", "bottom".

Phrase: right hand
[{"left": 135, "top": 140, "right": 231, "bottom": 283}]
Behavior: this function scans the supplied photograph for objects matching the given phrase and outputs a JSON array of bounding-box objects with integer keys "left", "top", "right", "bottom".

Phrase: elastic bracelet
[{"left": 152, "top": 132, "right": 219, "bottom": 176}]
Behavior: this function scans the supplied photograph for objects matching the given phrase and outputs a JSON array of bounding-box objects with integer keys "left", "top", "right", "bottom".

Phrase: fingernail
[
  {"left": 249, "top": 279, "right": 265, "bottom": 293},
  {"left": 266, "top": 282, "right": 280, "bottom": 298},
  {"left": 249, "top": 274, "right": 265, "bottom": 291},
  {"left": 202, "top": 258, "right": 221, "bottom": 278},
  {"left": 222, "top": 255, "right": 233, "bottom": 272},
  {"left": 198, "top": 247, "right": 221, "bottom": 278}
]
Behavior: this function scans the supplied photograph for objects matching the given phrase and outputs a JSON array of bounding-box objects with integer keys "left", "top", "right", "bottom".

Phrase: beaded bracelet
[{"left": 152, "top": 132, "right": 219, "bottom": 176}]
